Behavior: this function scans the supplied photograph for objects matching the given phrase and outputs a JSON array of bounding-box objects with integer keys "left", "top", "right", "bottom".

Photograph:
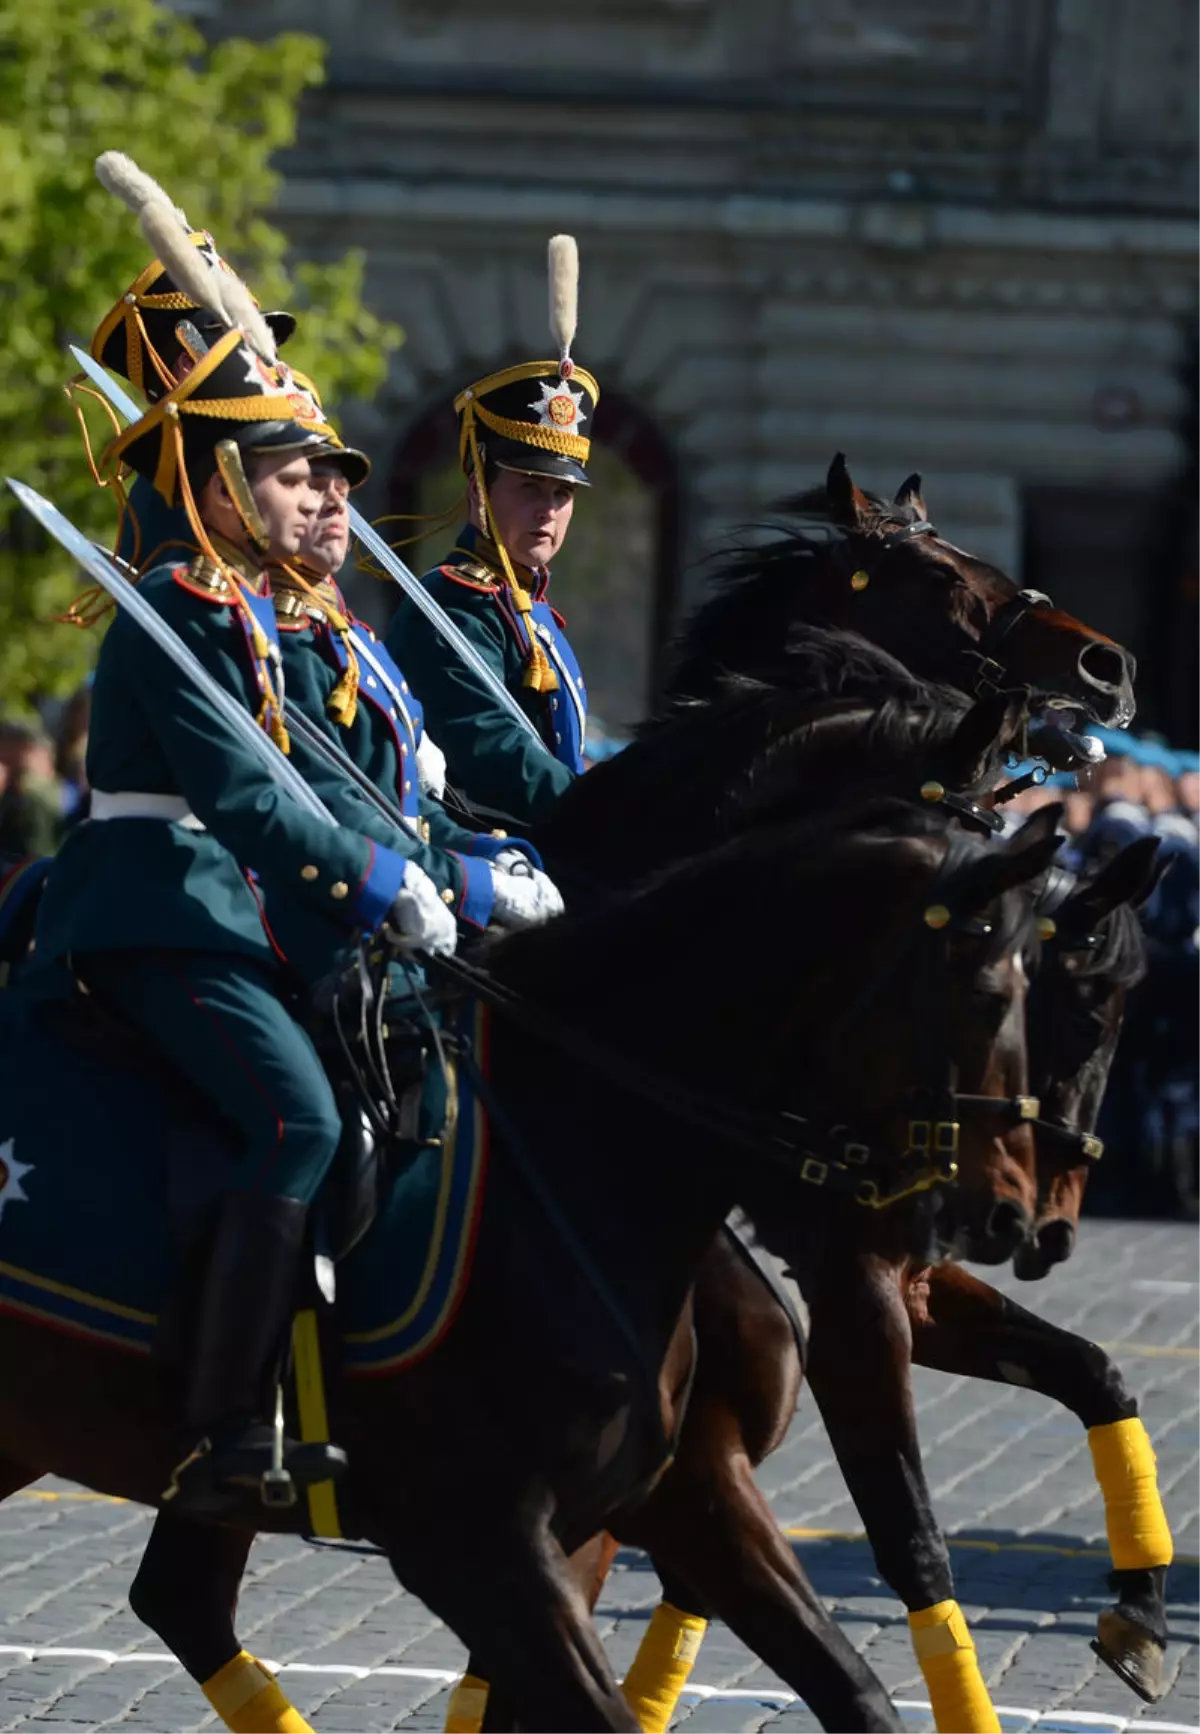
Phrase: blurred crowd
[
  {"left": 1002, "top": 731, "right": 1199, "bottom": 1220},
  {"left": 0, "top": 684, "right": 91, "bottom": 860}
]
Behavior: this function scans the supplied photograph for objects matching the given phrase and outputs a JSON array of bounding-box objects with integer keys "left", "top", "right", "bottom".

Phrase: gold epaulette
[
  {"left": 174, "top": 552, "right": 237, "bottom": 604},
  {"left": 274, "top": 588, "right": 321, "bottom": 622},
  {"left": 442, "top": 558, "right": 501, "bottom": 593}
]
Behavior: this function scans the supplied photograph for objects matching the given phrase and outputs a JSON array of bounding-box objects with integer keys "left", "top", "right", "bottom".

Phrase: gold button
[
  {"left": 330, "top": 881, "right": 349, "bottom": 900},
  {"left": 404, "top": 780, "right": 412, "bottom": 793},
  {"left": 490, "top": 829, "right": 508, "bottom": 840},
  {"left": 440, "top": 887, "right": 454, "bottom": 905},
  {"left": 301, "top": 864, "right": 319, "bottom": 881}
]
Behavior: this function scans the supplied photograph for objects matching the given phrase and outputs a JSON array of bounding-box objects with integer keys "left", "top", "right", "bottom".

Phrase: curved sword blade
[{"left": 5, "top": 477, "right": 335, "bottom": 826}]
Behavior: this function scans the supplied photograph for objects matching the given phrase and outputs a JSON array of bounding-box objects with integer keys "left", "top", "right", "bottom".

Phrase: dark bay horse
[
  {"left": 445, "top": 837, "right": 1169, "bottom": 1734},
  {"left": 0, "top": 780, "right": 1060, "bottom": 1729},
  {"left": 667, "top": 454, "right": 1135, "bottom": 730}
]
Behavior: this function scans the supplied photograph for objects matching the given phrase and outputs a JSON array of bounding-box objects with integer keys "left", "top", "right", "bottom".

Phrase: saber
[
  {"left": 5, "top": 478, "right": 336, "bottom": 827},
  {"left": 69, "top": 345, "right": 550, "bottom": 752}
]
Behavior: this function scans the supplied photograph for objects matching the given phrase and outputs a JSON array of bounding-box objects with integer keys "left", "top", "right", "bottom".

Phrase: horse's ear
[
  {"left": 944, "top": 693, "right": 1025, "bottom": 788},
  {"left": 894, "top": 472, "right": 927, "bottom": 517},
  {"left": 1064, "top": 835, "right": 1167, "bottom": 929},
  {"left": 952, "top": 805, "right": 1065, "bottom": 912},
  {"left": 826, "top": 453, "right": 871, "bottom": 530}
]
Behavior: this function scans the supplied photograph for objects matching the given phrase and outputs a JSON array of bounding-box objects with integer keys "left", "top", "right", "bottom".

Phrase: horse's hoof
[{"left": 1092, "top": 1610, "right": 1167, "bottom": 1703}]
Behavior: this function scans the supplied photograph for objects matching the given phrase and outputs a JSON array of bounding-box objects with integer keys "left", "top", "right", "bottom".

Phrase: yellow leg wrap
[
  {"left": 1088, "top": 1417, "right": 1174, "bottom": 1571},
  {"left": 908, "top": 1601, "right": 1000, "bottom": 1734},
  {"left": 444, "top": 1672, "right": 490, "bottom": 1734},
  {"left": 620, "top": 1602, "right": 708, "bottom": 1734},
  {"left": 202, "top": 1650, "right": 313, "bottom": 1734}
]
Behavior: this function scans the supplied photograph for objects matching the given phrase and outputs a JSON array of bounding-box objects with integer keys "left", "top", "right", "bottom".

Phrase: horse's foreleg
[
  {"left": 390, "top": 1515, "right": 638, "bottom": 1732},
  {"left": 806, "top": 1253, "right": 999, "bottom": 1734},
  {"left": 130, "top": 1514, "right": 310, "bottom": 1732},
  {"left": 615, "top": 1406, "right": 901, "bottom": 1734},
  {"left": 913, "top": 1261, "right": 1172, "bottom": 1702},
  {"left": 445, "top": 1532, "right": 621, "bottom": 1732}
]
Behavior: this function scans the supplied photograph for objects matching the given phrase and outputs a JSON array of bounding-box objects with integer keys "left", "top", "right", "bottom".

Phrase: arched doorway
[{"left": 380, "top": 387, "right": 681, "bottom": 739}]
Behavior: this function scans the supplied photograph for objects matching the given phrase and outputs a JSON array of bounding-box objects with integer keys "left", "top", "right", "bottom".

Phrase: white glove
[
  {"left": 492, "top": 846, "right": 536, "bottom": 877},
  {"left": 488, "top": 864, "right": 565, "bottom": 930},
  {"left": 416, "top": 730, "right": 447, "bottom": 800},
  {"left": 387, "top": 859, "right": 458, "bottom": 957}
]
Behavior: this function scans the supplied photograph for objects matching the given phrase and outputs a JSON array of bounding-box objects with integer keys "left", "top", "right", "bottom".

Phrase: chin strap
[{"left": 461, "top": 416, "right": 557, "bottom": 693}]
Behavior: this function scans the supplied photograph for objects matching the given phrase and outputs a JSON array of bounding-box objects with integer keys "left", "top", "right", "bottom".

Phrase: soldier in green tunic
[
  {"left": 75, "top": 153, "right": 562, "bottom": 983},
  {"left": 34, "top": 322, "right": 460, "bottom": 1510},
  {"left": 386, "top": 238, "right": 595, "bottom": 829}
]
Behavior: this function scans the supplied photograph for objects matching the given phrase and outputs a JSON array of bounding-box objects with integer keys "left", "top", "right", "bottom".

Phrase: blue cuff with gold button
[
  {"left": 348, "top": 841, "right": 410, "bottom": 932},
  {"left": 452, "top": 853, "right": 495, "bottom": 930},
  {"left": 466, "top": 832, "right": 544, "bottom": 871}
]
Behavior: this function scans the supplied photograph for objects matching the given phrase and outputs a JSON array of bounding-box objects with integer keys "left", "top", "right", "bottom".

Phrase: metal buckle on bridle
[{"left": 800, "top": 1156, "right": 829, "bottom": 1186}]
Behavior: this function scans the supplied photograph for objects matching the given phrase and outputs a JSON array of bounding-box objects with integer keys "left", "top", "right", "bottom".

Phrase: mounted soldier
[
  {"left": 33, "top": 278, "right": 471, "bottom": 1510},
  {"left": 387, "top": 238, "right": 593, "bottom": 828},
  {"left": 80, "top": 154, "right": 562, "bottom": 963}
]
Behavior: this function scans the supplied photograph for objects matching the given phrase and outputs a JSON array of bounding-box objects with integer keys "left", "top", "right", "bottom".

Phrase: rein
[{"left": 419, "top": 825, "right": 1039, "bottom": 1213}]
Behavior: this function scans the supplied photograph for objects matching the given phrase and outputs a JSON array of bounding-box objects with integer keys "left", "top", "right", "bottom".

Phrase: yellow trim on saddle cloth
[
  {"left": 292, "top": 1308, "right": 342, "bottom": 1540},
  {"left": 1088, "top": 1417, "right": 1174, "bottom": 1570}
]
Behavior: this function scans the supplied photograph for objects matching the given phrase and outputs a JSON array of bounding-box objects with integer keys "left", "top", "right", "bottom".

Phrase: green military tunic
[
  {"left": 386, "top": 525, "right": 586, "bottom": 828},
  {"left": 31, "top": 550, "right": 414, "bottom": 1203}
]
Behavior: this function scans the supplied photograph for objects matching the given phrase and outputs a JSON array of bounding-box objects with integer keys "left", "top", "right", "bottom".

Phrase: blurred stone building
[{"left": 182, "top": 0, "right": 1197, "bottom": 735}]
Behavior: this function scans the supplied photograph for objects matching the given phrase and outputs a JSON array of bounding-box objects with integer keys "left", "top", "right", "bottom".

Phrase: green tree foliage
[{"left": 0, "top": 0, "right": 401, "bottom": 712}]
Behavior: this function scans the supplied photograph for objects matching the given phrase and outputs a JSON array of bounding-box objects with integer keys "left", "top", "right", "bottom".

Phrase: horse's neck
[{"left": 486, "top": 1018, "right": 737, "bottom": 1363}]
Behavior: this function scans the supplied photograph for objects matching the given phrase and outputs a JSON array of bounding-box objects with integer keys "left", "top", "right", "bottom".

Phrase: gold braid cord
[
  {"left": 167, "top": 418, "right": 290, "bottom": 753},
  {"left": 462, "top": 414, "right": 557, "bottom": 693},
  {"left": 470, "top": 400, "right": 590, "bottom": 464},
  {"left": 275, "top": 565, "right": 361, "bottom": 728}
]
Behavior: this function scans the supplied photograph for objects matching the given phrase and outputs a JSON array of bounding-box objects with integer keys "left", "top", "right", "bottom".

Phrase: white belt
[{"left": 89, "top": 790, "right": 206, "bottom": 831}]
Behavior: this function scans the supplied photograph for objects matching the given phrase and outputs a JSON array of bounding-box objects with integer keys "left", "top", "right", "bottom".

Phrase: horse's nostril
[
  {"left": 1036, "top": 1217, "right": 1076, "bottom": 1266},
  {"left": 1079, "top": 640, "right": 1128, "bottom": 692},
  {"left": 985, "top": 1198, "right": 1030, "bottom": 1252}
]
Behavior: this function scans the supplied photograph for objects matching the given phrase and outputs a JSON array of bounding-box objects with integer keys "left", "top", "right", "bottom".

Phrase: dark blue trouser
[{"left": 75, "top": 949, "right": 341, "bottom": 1204}]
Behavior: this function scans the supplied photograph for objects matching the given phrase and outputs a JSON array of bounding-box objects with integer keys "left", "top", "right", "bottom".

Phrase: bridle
[
  {"left": 389, "top": 820, "right": 1043, "bottom": 1215},
  {"left": 837, "top": 512, "right": 1056, "bottom": 702},
  {"left": 1023, "top": 863, "right": 1109, "bottom": 1168}
]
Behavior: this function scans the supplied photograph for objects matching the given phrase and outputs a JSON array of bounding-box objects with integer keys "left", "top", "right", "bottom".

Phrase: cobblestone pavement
[{"left": 0, "top": 1219, "right": 1195, "bottom": 1732}]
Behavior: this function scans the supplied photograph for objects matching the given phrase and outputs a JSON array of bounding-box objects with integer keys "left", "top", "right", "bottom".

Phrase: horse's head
[
  {"left": 675, "top": 455, "right": 1136, "bottom": 727},
  {"left": 1013, "top": 837, "right": 1164, "bottom": 1279}
]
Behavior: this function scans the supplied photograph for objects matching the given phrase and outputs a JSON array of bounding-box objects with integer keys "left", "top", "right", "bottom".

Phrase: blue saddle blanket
[{"left": 0, "top": 992, "right": 490, "bottom": 1377}]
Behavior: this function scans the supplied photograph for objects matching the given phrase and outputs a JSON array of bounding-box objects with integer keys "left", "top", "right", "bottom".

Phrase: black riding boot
[{"left": 163, "top": 1191, "right": 347, "bottom": 1511}]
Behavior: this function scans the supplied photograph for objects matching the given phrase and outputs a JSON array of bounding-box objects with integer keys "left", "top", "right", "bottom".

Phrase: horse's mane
[
  {"left": 665, "top": 487, "right": 1014, "bottom": 703},
  {"left": 503, "top": 796, "right": 1036, "bottom": 1007},
  {"left": 664, "top": 489, "right": 923, "bottom": 700},
  {"left": 538, "top": 628, "right": 1010, "bottom": 869}
]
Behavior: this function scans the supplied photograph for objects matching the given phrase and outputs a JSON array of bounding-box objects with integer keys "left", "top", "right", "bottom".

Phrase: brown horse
[
  {"left": 667, "top": 454, "right": 1135, "bottom": 730},
  {"left": 0, "top": 770, "right": 1060, "bottom": 1730},
  {"left": 488, "top": 837, "right": 1171, "bottom": 1734}
]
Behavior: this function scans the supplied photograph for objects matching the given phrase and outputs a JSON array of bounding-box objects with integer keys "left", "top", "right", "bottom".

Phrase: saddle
[{"left": 38, "top": 951, "right": 447, "bottom": 1351}]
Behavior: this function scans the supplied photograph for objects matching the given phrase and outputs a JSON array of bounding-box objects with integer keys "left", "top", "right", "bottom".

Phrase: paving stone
[{"left": 0, "top": 1222, "right": 1195, "bottom": 1729}]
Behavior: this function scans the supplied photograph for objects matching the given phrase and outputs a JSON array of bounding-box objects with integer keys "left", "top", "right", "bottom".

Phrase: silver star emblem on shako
[
  {"left": 0, "top": 1137, "right": 33, "bottom": 1225},
  {"left": 528, "top": 379, "right": 586, "bottom": 433}
]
